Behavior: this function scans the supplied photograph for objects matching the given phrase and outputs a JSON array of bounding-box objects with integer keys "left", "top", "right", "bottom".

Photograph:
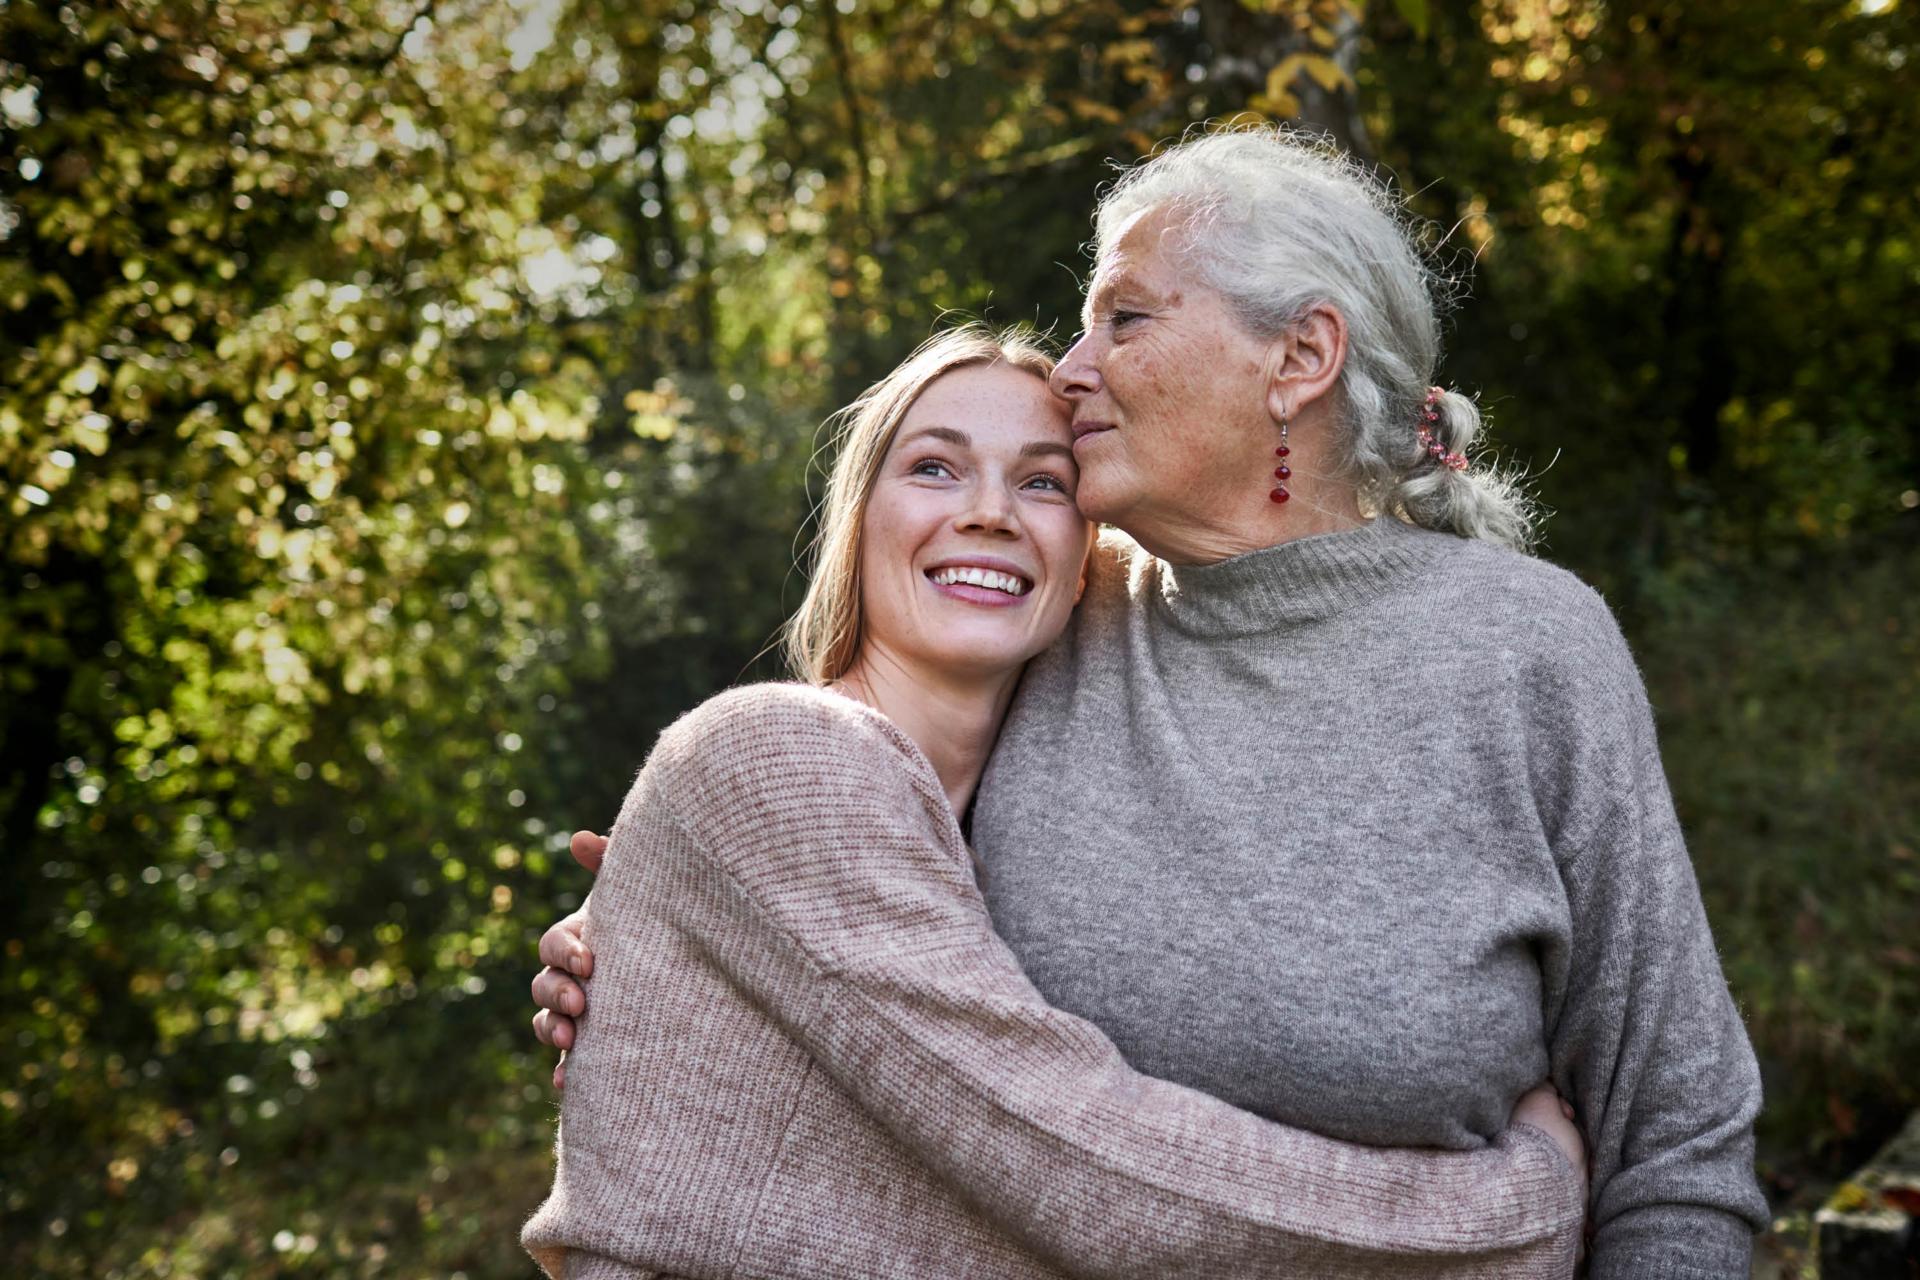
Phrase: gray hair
[{"left": 1093, "top": 125, "right": 1538, "bottom": 552}]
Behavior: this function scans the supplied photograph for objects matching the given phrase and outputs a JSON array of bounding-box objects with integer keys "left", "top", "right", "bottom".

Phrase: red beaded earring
[{"left": 1270, "top": 411, "right": 1292, "bottom": 504}]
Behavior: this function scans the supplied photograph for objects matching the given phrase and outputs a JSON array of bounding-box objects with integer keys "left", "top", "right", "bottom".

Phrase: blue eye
[
  {"left": 909, "top": 459, "right": 954, "bottom": 479},
  {"left": 1025, "top": 474, "right": 1068, "bottom": 493}
]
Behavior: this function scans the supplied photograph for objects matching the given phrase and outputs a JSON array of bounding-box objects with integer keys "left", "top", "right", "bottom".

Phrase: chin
[
  {"left": 1072, "top": 481, "right": 1132, "bottom": 527},
  {"left": 1068, "top": 457, "right": 1140, "bottom": 526},
  {"left": 921, "top": 634, "right": 1037, "bottom": 680}
]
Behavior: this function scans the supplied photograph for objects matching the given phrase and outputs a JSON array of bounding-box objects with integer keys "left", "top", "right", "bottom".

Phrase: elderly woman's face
[{"left": 1051, "top": 205, "right": 1278, "bottom": 554}]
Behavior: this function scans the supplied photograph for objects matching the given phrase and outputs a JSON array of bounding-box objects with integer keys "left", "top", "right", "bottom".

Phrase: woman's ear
[{"left": 1264, "top": 302, "right": 1349, "bottom": 423}]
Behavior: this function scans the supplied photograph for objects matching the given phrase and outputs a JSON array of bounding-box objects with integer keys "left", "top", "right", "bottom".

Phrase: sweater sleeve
[
  {"left": 1523, "top": 601, "right": 1769, "bottom": 1278},
  {"left": 650, "top": 685, "right": 1585, "bottom": 1279}
]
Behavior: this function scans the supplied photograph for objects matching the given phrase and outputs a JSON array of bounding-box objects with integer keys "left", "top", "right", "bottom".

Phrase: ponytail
[{"left": 1385, "top": 387, "right": 1538, "bottom": 552}]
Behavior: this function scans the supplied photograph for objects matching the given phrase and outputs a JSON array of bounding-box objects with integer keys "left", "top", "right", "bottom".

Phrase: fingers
[
  {"left": 531, "top": 967, "right": 586, "bottom": 1018},
  {"left": 570, "top": 829, "right": 608, "bottom": 875},
  {"left": 537, "top": 832, "right": 601, "bottom": 1094},
  {"left": 538, "top": 918, "right": 593, "bottom": 978},
  {"left": 531, "top": 1006, "right": 574, "bottom": 1050},
  {"left": 1519, "top": 1080, "right": 1570, "bottom": 1111}
]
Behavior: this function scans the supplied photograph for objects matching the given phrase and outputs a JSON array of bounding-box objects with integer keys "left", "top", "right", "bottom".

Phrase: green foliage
[
  {"left": 1392, "top": 0, "right": 1431, "bottom": 40},
  {"left": 1649, "top": 546, "right": 1920, "bottom": 1159},
  {"left": 1368, "top": 0, "right": 1920, "bottom": 577},
  {"left": 0, "top": 3, "right": 624, "bottom": 1271},
  {"left": 2, "top": 0, "right": 1914, "bottom": 1274}
]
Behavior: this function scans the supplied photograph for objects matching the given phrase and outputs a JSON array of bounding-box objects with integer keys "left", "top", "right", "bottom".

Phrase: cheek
[
  {"left": 857, "top": 489, "right": 941, "bottom": 612},
  {"left": 856, "top": 511, "right": 905, "bottom": 604},
  {"left": 1115, "top": 345, "right": 1190, "bottom": 437},
  {"left": 1036, "top": 516, "right": 1095, "bottom": 598}
]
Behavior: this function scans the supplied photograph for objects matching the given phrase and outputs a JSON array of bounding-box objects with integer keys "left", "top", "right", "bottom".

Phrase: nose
[
  {"left": 1049, "top": 330, "right": 1101, "bottom": 402},
  {"left": 955, "top": 475, "right": 1020, "bottom": 539}
]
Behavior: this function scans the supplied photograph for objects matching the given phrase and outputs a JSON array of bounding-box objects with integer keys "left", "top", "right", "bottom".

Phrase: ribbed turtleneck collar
[{"left": 1149, "top": 516, "right": 1454, "bottom": 637}]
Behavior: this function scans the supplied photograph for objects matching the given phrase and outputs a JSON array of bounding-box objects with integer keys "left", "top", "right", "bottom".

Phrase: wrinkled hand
[{"left": 529, "top": 830, "right": 606, "bottom": 1088}]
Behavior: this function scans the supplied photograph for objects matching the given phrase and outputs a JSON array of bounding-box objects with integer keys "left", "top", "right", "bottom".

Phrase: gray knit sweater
[
  {"left": 972, "top": 516, "right": 1769, "bottom": 1279},
  {"left": 522, "top": 682, "right": 1586, "bottom": 1279}
]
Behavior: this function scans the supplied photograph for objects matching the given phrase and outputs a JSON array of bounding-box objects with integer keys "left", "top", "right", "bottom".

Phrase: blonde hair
[{"left": 784, "top": 325, "right": 1057, "bottom": 684}]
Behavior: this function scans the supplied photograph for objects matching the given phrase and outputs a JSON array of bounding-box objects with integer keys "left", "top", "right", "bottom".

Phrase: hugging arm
[{"left": 611, "top": 689, "right": 1585, "bottom": 1278}]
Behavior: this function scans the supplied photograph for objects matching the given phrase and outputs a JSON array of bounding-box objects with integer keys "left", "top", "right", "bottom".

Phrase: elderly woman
[{"left": 531, "top": 129, "right": 1767, "bottom": 1277}]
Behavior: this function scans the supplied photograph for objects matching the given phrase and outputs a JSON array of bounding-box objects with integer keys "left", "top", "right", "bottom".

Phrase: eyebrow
[
  {"left": 896, "top": 426, "right": 1074, "bottom": 464},
  {"left": 896, "top": 426, "right": 969, "bottom": 450},
  {"left": 1083, "top": 268, "right": 1149, "bottom": 327},
  {"left": 1081, "top": 274, "right": 1118, "bottom": 328}
]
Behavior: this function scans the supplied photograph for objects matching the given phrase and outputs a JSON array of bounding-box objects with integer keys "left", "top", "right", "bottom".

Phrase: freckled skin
[
  {"left": 1052, "top": 205, "right": 1360, "bottom": 565},
  {"left": 856, "top": 364, "right": 1093, "bottom": 683}
]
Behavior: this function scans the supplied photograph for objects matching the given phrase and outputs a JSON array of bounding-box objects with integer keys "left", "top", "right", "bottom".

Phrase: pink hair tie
[{"left": 1418, "top": 387, "right": 1469, "bottom": 472}]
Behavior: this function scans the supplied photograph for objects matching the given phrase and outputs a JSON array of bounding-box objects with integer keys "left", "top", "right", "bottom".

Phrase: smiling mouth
[{"left": 926, "top": 566, "right": 1032, "bottom": 597}]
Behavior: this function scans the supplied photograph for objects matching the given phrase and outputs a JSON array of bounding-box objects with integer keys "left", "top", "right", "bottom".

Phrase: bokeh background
[{"left": 3, "top": 1, "right": 1916, "bottom": 1275}]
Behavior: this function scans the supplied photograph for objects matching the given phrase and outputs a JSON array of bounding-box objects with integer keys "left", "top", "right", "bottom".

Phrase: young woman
[{"left": 521, "top": 326, "right": 1587, "bottom": 1279}]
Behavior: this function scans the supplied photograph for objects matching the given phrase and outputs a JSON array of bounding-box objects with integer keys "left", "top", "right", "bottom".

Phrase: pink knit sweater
[{"left": 521, "top": 683, "right": 1584, "bottom": 1279}]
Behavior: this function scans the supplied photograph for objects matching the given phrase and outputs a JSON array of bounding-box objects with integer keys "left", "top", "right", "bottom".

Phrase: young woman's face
[{"left": 857, "top": 364, "right": 1093, "bottom": 682}]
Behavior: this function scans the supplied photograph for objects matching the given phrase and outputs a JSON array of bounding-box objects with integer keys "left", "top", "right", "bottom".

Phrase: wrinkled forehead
[{"left": 1083, "top": 204, "right": 1192, "bottom": 321}]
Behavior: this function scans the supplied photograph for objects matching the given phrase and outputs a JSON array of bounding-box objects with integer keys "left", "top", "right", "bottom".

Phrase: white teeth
[{"left": 931, "top": 566, "right": 1030, "bottom": 596}]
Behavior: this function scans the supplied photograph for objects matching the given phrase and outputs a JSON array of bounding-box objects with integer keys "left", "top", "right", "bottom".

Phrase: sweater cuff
[{"left": 1588, "top": 1204, "right": 1757, "bottom": 1279}]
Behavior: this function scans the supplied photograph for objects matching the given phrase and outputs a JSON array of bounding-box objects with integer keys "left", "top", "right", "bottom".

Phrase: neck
[
  {"left": 834, "top": 644, "right": 1020, "bottom": 817},
  {"left": 1133, "top": 490, "right": 1368, "bottom": 566}
]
